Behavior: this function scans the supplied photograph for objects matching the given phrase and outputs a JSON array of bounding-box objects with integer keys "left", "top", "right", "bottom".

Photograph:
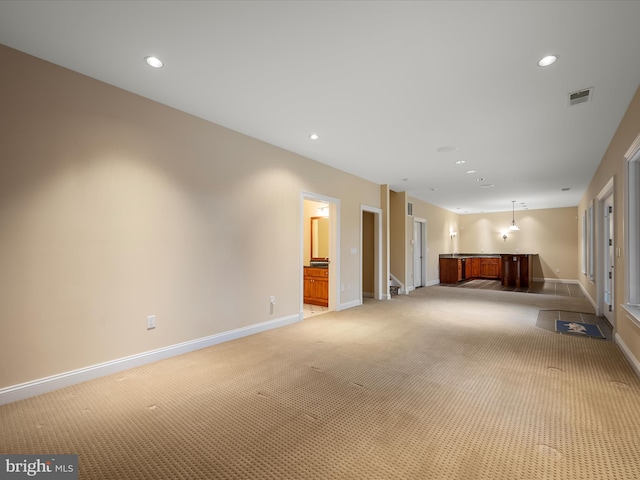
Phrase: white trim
[
  {"left": 339, "top": 299, "right": 361, "bottom": 310},
  {"left": 621, "top": 303, "right": 640, "bottom": 329},
  {"left": 426, "top": 279, "right": 440, "bottom": 287},
  {"left": 360, "top": 205, "right": 384, "bottom": 301},
  {"left": 412, "top": 217, "right": 427, "bottom": 289},
  {"left": 533, "top": 277, "right": 579, "bottom": 284},
  {"left": 0, "top": 314, "right": 301, "bottom": 406},
  {"left": 389, "top": 272, "right": 405, "bottom": 294},
  {"left": 615, "top": 332, "right": 640, "bottom": 379},
  {"left": 625, "top": 140, "right": 640, "bottom": 306},
  {"left": 576, "top": 280, "right": 598, "bottom": 311},
  {"left": 596, "top": 179, "right": 615, "bottom": 325},
  {"left": 623, "top": 132, "right": 640, "bottom": 160},
  {"left": 300, "top": 192, "right": 341, "bottom": 314}
]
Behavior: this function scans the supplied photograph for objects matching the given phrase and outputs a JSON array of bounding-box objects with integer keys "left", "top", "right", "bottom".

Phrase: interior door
[
  {"left": 603, "top": 194, "right": 615, "bottom": 327},
  {"left": 413, "top": 220, "right": 423, "bottom": 288}
]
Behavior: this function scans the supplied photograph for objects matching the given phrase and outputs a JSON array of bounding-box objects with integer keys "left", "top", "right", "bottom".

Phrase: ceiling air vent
[{"left": 569, "top": 87, "right": 593, "bottom": 106}]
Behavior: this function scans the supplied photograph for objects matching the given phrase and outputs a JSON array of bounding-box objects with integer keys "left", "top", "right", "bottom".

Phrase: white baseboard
[
  {"left": 576, "top": 281, "right": 598, "bottom": 311},
  {"left": 339, "top": 299, "right": 362, "bottom": 311},
  {"left": 533, "top": 277, "right": 579, "bottom": 284},
  {"left": 615, "top": 332, "right": 640, "bottom": 379},
  {"left": 426, "top": 279, "right": 440, "bottom": 287},
  {"left": 0, "top": 313, "right": 301, "bottom": 406}
]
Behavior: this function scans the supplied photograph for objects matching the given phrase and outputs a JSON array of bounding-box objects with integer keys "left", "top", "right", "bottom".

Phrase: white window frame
[
  {"left": 625, "top": 134, "right": 640, "bottom": 309},
  {"left": 588, "top": 201, "right": 595, "bottom": 282},
  {"left": 581, "top": 210, "right": 587, "bottom": 275}
]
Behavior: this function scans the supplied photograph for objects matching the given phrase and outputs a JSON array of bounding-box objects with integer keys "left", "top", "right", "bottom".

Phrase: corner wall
[
  {"left": 578, "top": 84, "right": 640, "bottom": 370},
  {"left": 0, "top": 45, "right": 383, "bottom": 391}
]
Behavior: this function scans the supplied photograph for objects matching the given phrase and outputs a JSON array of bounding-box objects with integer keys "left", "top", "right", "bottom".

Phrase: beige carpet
[{"left": 2, "top": 286, "right": 640, "bottom": 479}]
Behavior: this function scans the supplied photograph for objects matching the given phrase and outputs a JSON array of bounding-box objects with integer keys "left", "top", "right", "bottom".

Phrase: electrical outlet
[
  {"left": 147, "top": 315, "right": 156, "bottom": 330},
  {"left": 269, "top": 295, "right": 276, "bottom": 305}
]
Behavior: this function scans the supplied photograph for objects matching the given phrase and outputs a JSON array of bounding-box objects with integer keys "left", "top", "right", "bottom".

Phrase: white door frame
[
  {"left": 596, "top": 178, "right": 615, "bottom": 327},
  {"left": 360, "top": 205, "right": 383, "bottom": 302},
  {"left": 412, "top": 217, "right": 427, "bottom": 290},
  {"left": 300, "top": 192, "right": 340, "bottom": 318}
]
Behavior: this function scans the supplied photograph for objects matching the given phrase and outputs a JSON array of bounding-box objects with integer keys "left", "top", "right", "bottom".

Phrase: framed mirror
[{"left": 310, "top": 216, "right": 329, "bottom": 260}]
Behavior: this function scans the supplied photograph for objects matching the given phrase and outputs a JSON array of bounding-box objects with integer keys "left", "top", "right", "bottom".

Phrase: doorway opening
[
  {"left": 301, "top": 193, "right": 340, "bottom": 319},
  {"left": 412, "top": 218, "right": 427, "bottom": 290},
  {"left": 597, "top": 178, "right": 615, "bottom": 329},
  {"left": 361, "top": 205, "right": 383, "bottom": 303}
]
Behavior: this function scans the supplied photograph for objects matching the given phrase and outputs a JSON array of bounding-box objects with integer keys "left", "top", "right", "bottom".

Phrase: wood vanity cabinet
[{"left": 304, "top": 267, "right": 329, "bottom": 306}]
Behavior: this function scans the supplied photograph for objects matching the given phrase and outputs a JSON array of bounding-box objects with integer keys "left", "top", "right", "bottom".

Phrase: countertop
[{"left": 439, "top": 253, "right": 501, "bottom": 259}]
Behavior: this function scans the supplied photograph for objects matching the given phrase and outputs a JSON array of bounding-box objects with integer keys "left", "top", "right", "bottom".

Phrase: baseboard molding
[
  {"left": 339, "top": 299, "right": 362, "bottom": 311},
  {"left": 0, "top": 313, "right": 301, "bottom": 406},
  {"left": 533, "top": 277, "right": 579, "bottom": 284},
  {"left": 576, "top": 281, "right": 598, "bottom": 311},
  {"left": 615, "top": 332, "right": 640, "bottom": 379},
  {"left": 426, "top": 279, "right": 440, "bottom": 287}
]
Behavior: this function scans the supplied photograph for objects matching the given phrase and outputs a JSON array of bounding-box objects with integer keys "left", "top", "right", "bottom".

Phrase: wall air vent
[
  {"left": 408, "top": 202, "right": 413, "bottom": 216},
  {"left": 569, "top": 87, "right": 593, "bottom": 106}
]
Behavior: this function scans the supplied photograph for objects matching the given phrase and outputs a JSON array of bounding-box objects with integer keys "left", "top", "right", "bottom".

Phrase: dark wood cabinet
[
  {"left": 480, "top": 258, "right": 501, "bottom": 279},
  {"left": 439, "top": 256, "right": 502, "bottom": 283},
  {"left": 439, "top": 258, "right": 463, "bottom": 284},
  {"left": 501, "top": 254, "right": 533, "bottom": 288},
  {"left": 469, "top": 257, "right": 481, "bottom": 278},
  {"left": 304, "top": 267, "right": 329, "bottom": 306}
]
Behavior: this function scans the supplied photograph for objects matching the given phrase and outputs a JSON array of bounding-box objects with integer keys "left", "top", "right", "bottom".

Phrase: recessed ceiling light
[
  {"left": 475, "top": 178, "right": 484, "bottom": 182},
  {"left": 466, "top": 170, "right": 477, "bottom": 174},
  {"left": 309, "top": 133, "right": 319, "bottom": 140},
  {"left": 480, "top": 184, "right": 495, "bottom": 188},
  {"left": 537, "top": 54, "right": 558, "bottom": 67},
  {"left": 455, "top": 160, "right": 466, "bottom": 165},
  {"left": 437, "top": 146, "right": 458, "bottom": 153},
  {"left": 144, "top": 56, "right": 164, "bottom": 68}
]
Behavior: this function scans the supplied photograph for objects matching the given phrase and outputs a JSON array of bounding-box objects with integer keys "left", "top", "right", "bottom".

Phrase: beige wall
[
  {"left": 578, "top": 84, "right": 640, "bottom": 367},
  {"left": 397, "top": 199, "right": 578, "bottom": 285},
  {"left": 459, "top": 207, "right": 579, "bottom": 280},
  {"left": 389, "top": 196, "right": 459, "bottom": 287},
  {"left": 389, "top": 191, "right": 407, "bottom": 288},
  {"left": 0, "top": 45, "right": 383, "bottom": 389}
]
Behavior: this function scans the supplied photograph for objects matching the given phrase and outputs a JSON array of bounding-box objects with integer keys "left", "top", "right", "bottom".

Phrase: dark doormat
[
  {"left": 555, "top": 320, "right": 605, "bottom": 339},
  {"left": 536, "top": 310, "right": 612, "bottom": 341}
]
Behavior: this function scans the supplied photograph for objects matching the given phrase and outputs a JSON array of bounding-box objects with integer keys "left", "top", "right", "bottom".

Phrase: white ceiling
[{"left": 1, "top": 1, "right": 639, "bottom": 214}]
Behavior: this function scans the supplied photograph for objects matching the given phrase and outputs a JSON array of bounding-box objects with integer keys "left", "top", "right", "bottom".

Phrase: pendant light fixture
[{"left": 508, "top": 200, "right": 520, "bottom": 231}]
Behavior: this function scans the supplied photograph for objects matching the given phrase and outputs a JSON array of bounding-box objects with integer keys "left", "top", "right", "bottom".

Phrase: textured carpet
[{"left": 2, "top": 286, "right": 640, "bottom": 479}]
